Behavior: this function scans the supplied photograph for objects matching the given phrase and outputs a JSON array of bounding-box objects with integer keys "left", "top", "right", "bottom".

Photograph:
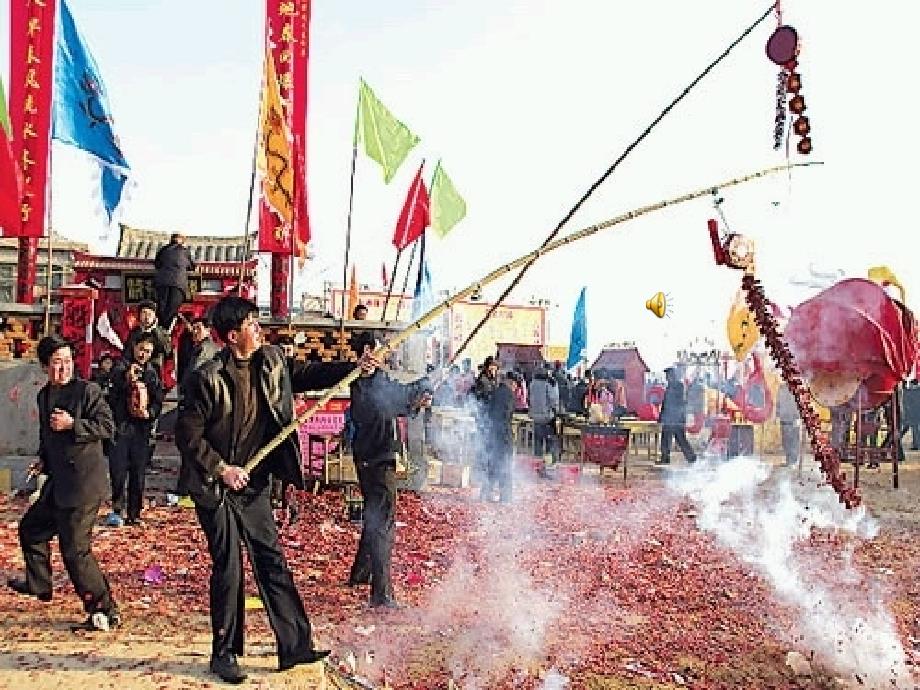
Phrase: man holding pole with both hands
[{"left": 175, "top": 295, "right": 379, "bottom": 684}]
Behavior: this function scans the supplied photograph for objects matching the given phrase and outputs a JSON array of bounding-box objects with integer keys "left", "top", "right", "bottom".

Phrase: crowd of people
[{"left": 5, "top": 246, "right": 918, "bottom": 684}]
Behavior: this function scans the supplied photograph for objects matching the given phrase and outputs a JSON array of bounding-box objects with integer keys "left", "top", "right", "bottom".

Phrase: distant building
[
  {"left": 0, "top": 235, "right": 89, "bottom": 302},
  {"left": 590, "top": 344, "right": 650, "bottom": 413}
]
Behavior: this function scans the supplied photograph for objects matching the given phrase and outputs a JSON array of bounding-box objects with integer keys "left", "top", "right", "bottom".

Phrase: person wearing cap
[{"left": 658, "top": 366, "right": 697, "bottom": 464}]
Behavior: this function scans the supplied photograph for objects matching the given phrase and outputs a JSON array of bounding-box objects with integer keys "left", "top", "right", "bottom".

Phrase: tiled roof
[
  {"left": 117, "top": 224, "right": 249, "bottom": 263},
  {"left": 591, "top": 347, "right": 650, "bottom": 373}
]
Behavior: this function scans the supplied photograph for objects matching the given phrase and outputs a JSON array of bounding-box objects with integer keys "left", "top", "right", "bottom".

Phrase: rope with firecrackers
[{"left": 740, "top": 273, "right": 860, "bottom": 508}]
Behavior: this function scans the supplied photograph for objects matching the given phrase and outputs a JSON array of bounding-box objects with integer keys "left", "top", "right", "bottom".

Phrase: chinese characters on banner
[
  {"left": 9, "top": 0, "right": 55, "bottom": 238},
  {"left": 9, "top": 0, "right": 57, "bottom": 303},
  {"left": 122, "top": 273, "right": 201, "bottom": 304},
  {"left": 262, "top": 0, "right": 311, "bottom": 319},
  {"left": 259, "top": 0, "right": 310, "bottom": 256}
]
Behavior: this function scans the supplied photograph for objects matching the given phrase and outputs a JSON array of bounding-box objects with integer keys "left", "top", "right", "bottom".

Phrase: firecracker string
[{"left": 740, "top": 273, "right": 860, "bottom": 508}]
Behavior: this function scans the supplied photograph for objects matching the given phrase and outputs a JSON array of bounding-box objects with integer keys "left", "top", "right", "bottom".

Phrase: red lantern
[{"left": 793, "top": 116, "right": 810, "bottom": 136}]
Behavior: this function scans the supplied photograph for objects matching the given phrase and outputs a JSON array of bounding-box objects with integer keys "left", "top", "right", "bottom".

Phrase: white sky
[{"left": 2, "top": 0, "right": 918, "bottom": 371}]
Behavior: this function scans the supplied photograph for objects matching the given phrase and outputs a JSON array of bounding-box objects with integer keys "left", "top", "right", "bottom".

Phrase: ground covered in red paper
[{"left": 2, "top": 455, "right": 920, "bottom": 689}]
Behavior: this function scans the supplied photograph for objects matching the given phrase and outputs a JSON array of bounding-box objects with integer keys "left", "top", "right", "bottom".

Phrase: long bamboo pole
[{"left": 243, "top": 161, "right": 821, "bottom": 474}]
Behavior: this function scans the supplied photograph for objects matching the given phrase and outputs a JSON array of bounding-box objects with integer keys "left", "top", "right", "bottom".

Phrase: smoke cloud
[{"left": 668, "top": 457, "right": 910, "bottom": 687}]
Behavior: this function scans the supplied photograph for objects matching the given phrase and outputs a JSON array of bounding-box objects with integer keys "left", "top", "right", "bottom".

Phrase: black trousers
[
  {"left": 349, "top": 459, "right": 396, "bottom": 604},
  {"left": 155, "top": 285, "right": 184, "bottom": 331},
  {"left": 481, "top": 443, "right": 512, "bottom": 503},
  {"left": 533, "top": 422, "right": 559, "bottom": 462},
  {"left": 195, "top": 486, "right": 314, "bottom": 665},
  {"left": 19, "top": 480, "right": 116, "bottom": 614},
  {"left": 109, "top": 429, "right": 151, "bottom": 520},
  {"left": 660, "top": 424, "right": 696, "bottom": 462}
]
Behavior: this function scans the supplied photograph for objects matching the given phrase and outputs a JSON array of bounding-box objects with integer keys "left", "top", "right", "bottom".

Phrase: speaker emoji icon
[{"left": 645, "top": 291, "right": 670, "bottom": 319}]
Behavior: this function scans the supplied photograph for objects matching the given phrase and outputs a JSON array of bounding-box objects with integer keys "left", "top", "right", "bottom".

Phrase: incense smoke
[{"left": 668, "top": 457, "right": 911, "bottom": 687}]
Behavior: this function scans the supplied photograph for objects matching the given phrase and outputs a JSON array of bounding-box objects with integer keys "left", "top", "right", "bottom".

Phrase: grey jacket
[{"left": 528, "top": 376, "right": 560, "bottom": 424}]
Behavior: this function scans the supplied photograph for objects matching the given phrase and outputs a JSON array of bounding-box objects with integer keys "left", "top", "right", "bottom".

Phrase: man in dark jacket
[
  {"left": 105, "top": 332, "right": 164, "bottom": 527},
  {"left": 658, "top": 367, "right": 697, "bottom": 464},
  {"left": 346, "top": 331, "right": 431, "bottom": 607},
  {"left": 175, "top": 296, "right": 369, "bottom": 684},
  {"left": 7, "top": 335, "right": 119, "bottom": 632},
  {"left": 177, "top": 315, "right": 220, "bottom": 399},
  {"left": 153, "top": 232, "right": 196, "bottom": 332},
  {"left": 481, "top": 371, "right": 516, "bottom": 503}
]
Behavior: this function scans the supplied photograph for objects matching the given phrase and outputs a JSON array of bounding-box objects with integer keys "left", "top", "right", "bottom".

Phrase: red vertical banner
[
  {"left": 9, "top": 0, "right": 56, "bottom": 239},
  {"left": 263, "top": 0, "right": 310, "bottom": 318},
  {"left": 9, "top": 0, "right": 57, "bottom": 305}
]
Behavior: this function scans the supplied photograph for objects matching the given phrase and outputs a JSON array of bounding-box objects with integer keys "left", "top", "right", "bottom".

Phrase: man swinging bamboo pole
[{"left": 243, "top": 161, "right": 822, "bottom": 475}]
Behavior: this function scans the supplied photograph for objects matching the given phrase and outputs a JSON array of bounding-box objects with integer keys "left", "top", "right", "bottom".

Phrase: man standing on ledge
[
  {"left": 153, "top": 232, "right": 196, "bottom": 332},
  {"left": 176, "top": 295, "right": 375, "bottom": 684},
  {"left": 7, "top": 335, "right": 119, "bottom": 632}
]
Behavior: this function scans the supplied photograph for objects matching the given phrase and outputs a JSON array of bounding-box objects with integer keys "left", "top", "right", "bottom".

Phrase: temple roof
[
  {"left": 117, "top": 224, "right": 248, "bottom": 263},
  {"left": 591, "top": 346, "right": 650, "bottom": 373}
]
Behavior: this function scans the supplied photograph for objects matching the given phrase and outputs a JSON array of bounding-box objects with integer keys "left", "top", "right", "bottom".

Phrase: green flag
[
  {"left": 430, "top": 161, "right": 466, "bottom": 237},
  {"left": 357, "top": 78, "right": 419, "bottom": 184},
  {"left": 0, "top": 77, "right": 9, "bottom": 135}
]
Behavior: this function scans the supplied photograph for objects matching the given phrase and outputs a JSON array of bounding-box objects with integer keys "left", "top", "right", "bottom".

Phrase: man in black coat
[
  {"left": 175, "top": 296, "right": 371, "bottom": 684},
  {"left": 7, "top": 335, "right": 119, "bottom": 632},
  {"left": 106, "top": 332, "right": 164, "bottom": 527},
  {"left": 346, "top": 330, "right": 431, "bottom": 607},
  {"left": 658, "top": 366, "right": 697, "bottom": 464},
  {"left": 481, "top": 371, "right": 516, "bottom": 503},
  {"left": 153, "top": 232, "right": 196, "bottom": 332}
]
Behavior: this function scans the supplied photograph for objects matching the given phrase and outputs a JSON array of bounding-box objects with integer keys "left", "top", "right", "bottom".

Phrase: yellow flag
[
  {"left": 257, "top": 51, "right": 294, "bottom": 224},
  {"left": 726, "top": 290, "right": 760, "bottom": 362}
]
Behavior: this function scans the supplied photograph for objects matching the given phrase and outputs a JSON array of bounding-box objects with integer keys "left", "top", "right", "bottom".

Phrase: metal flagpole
[
  {"left": 340, "top": 89, "right": 361, "bottom": 336},
  {"left": 381, "top": 247, "right": 404, "bottom": 323},
  {"left": 392, "top": 236, "right": 420, "bottom": 322}
]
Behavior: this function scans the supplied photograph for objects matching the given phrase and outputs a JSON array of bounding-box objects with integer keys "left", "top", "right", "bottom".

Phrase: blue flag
[
  {"left": 566, "top": 287, "right": 587, "bottom": 370},
  {"left": 412, "top": 233, "right": 434, "bottom": 322},
  {"left": 52, "top": 0, "right": 130, "bottom": 221}
]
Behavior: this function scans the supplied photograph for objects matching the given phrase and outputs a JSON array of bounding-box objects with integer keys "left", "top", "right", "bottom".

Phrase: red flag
[
  {"left": 259, "top": 0, "right": 310, "bottom": 256},
  {"left": 9, "top": 0, "right": 56, "bottom": 239},
  {"left": 392, "top": 163, "right": 429, "bottom": 251},
  {"left": 0, "top": 125, "right": 23, "bottom": 236}
]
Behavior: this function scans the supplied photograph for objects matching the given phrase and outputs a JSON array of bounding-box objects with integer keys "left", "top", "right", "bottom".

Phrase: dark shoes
[
  {"left": 369, "top": 597, "right": 404, "bottom": 610},
  {"left": 125, "top": 517, "right": 144, "bottom": 527},
  {"left": 210, "top": 653, "right": 248, "bottom": 684},
  {"left": 7, "top": 577, "right": 51, "bottom": 602},
  {"left": 279, "top": 649, "right": 331, "bottom": 672}
]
